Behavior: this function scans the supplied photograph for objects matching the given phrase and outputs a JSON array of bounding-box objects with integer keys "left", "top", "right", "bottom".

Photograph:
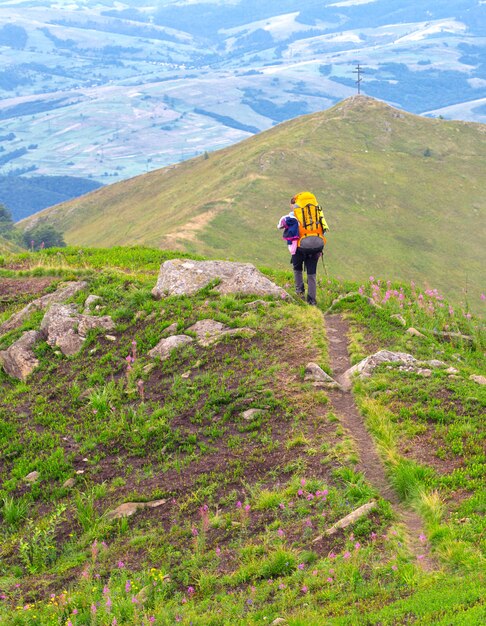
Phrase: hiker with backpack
[{"left": 277, "top": 191, "right": 329, "bottom": 305}]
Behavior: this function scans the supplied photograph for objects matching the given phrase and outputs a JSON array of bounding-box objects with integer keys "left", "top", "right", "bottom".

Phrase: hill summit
[{"left": 21, "top": 96, "right": 486, "bottom": 306}]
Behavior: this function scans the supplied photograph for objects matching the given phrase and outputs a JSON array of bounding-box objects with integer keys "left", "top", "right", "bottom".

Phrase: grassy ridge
[
  {"left": 0, "top": 246, "right": 484, "bottom": 625},
  {"left": 20, "top": 97, "right": 486, "bottom": 308}
]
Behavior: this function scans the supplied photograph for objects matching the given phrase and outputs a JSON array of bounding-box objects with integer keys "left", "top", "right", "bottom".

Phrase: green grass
[
  {"left": 19, "top": 97, "right": 486, "bottom": 310},
  {"left": 0, "top": 246, "right": 484, "bottom": 625}
]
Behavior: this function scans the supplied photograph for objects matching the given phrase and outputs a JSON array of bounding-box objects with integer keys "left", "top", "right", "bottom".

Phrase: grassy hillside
[
  {"left": 21, "top": 96, "right": 486, "bottom": 308},
  {"left": 0, "top": 234, "right": 22, "bottom": 254},
  {"left": 0, "top": 246, "right": 484, "bottom": 624}
]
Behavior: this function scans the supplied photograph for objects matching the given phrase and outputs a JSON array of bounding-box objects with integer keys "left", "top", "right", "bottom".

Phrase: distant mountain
[
  {"left": 0, "top": 176, "right": 103, "bottom": 221},
  {"left": 0, "top": 0, "right": 484, "bottom": 189},
  {"left": 21, "top": 96, "right": 486, "bottom": 307}
]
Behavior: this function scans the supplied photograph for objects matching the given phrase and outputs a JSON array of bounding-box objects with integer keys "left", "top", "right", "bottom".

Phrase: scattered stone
[
  {"left": 241, "top": 408, "right": 264, "bottom": 421},
  {"left": 83, "top": 294, "right": 102, "bottom": 312},
  {"left": 313, "top": 501, "right": 377, "bottom": 541},
  {"left": 0, "top": 330, "right": 42, "bottom": 380},
  {"left": 407, "top": 327, "right": 425, "bottom": 338},
  {"left": 417, "top": 368, "right": 432, "bottom": 377},
  {"left": 148, "top": 335, "right": 194, "bottom": 360},
  {"left": 143, "top": 363, "right": 156, "bottom": 374},
  {"left": 470, "top": 374, "right": 486, "bottom": 385},
  {"left": 25, "top": 471, "right": 40, "bottom": 483},
  {"left": 76, "top": 469, "right": 85, "bottom": 475},
  {"left": 343, "top": 350, "right": 418, "bottom": 387},
  {"left": 63, "top": 478, "right": 75, "bottom": 489},
  {"left": 105, "top": 335, "right": 117, "bottom": 342},
  {"left": 427, "top": 359, "right": 446, "bottom": 368},
  {"left": 391, "top": 314, "right": 407, "bottom": 326},
  {"left": 77, "top": 314, "right": 115, "bottom": 337},
  {"left": 304, "top": 362, "right": 342, "bottom": 389},
  {"left": 181, "top": 371, "right": 191, "bottom": 379},
  {"left": 271, "top": 619, "right": 287, "bottom": 625},
  {"left": 0, "top": 281, "right": 88, "bottom": 337},
  {"left": 152, "top": 259, "right": 289, "bottom": 299},
  {"left": 187, "top": 319, "right": 255, "bottom": 347},
  {"left": 162, "top": 322, "right": 178, "bottom": 336},
  {"left": 246, "top": 299, "right": 271, "bottom": 309},
  {"left": 134, "top": 310, "right": 146, "bottom": 321},
  {"left": 105, "top": 499, "right": 167, "bottom": 521},
  {"left": 40, "top": 303, "right": 115, "bottom": 356},
  {"left": 433, "top": 330, "right": 473, "bottom": 344}
]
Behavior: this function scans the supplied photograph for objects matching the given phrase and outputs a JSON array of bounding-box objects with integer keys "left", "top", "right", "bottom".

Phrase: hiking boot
[
  {"left": 296, "top": 290, "right": 306, "bottom": 300},
  {"left": 307, "top": 297, "right": 317, "bottom": 306}
]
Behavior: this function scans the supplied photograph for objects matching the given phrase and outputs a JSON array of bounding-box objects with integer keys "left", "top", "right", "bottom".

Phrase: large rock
[
  {"left": 0, "top": 281, "right": 88, "bottom": 337},
  {"left": 40, "top": 303, "right": 115, "bottom": 357},
  {"left": 342, "top": 350, "right": 447, "bottom": 389},
  {"left": 152, "top": 259, "right": 288, "bottom": 299},
  {"left": 187, "top": 319, "right": 256, "bottom": 347},
  {"left": 0, "top": 330, "right": 42, "bottom": 380},
  {"left": 148, "top": 335, "right": 194, "bottom": 360},
  {"left": 304, "top": 362, "right": 342, "bottom": 389}
]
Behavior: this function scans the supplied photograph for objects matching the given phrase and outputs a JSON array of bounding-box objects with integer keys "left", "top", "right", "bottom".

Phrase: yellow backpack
[{"left": 292, "top": 191, "right": 329, "bottom": 251}]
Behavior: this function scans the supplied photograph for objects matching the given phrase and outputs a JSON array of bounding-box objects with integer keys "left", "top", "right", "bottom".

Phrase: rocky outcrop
[
  {"left": 0, "top": 330, "right": 42, "bottom": 380},
  {"left": 148, "top": 335, "right": 194, "bottom": 360},
  {"left": 341, "top": 350, "right": 446, "bottom": 389},
  {"left": 152, "top": 259, "right": 288, "bottom": 299},
  {"left": 187, "top": 319, "right": 256, "bottom": 346},
  {"left": 40, "top": 303, "right": 115, "bottom": 357},
  {"left": 470, "top": 374, "right": 486, "bottom": 385},
  {"left": 0, "top": 281, "right": 88, "bottom": 337}
]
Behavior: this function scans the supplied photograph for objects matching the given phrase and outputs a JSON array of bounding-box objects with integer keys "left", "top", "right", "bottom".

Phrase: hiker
[{"left": 277, "top": 191, "right": 329, "bottom": 305}]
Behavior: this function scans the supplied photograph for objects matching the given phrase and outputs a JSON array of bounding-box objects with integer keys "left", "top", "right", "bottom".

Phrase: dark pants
[{"left": 291, "top": 248, "right": 320, "bottom": 305}]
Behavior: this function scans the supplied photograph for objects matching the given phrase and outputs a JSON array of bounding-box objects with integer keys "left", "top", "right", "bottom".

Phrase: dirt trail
[{"left": 325, "top": 314, "right": 435, "bottom": 571}]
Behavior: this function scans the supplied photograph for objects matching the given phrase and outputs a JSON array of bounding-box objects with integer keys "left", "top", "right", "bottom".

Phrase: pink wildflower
[
  {"left": 125, "top": 580, "right": 131, "bottom": 593},
  {"left": 354, "top": 542, "right": 361, "bottom": 550},
  {"left": 327, "top": 577, "right": 333, "bottom": 583},
  {"left": 91, "top": 604, "right": 97, "bottom": 614},
  {"left": 117, "top": 561, "right": 125, "bottom": 568},
  {"left": 301, "top": 585, "right": 308, "bottom": 593},
  {"left": 391, "top": 565, "right": 398, "bottom": 571},
  {"left": 131, "top": 596, "right": 138, "bottom": 604},
  {"left": 300, "top": 479, "right": 306, "bottom": 487},
  {"left": 192, "top": 527, "right": 199, "bottom": 537},
  {"left": 278, "top": 583, "right": 286, "bottom": 590},
  {"left": 329, "top": 551, "right": 336, "bottom": 559},
  {"left": 236, "top": 501, "right": 242, "bottom": 508},
  {"left": 481, "top": 293, "right": 486, "bottom": 301},
  {"left": 297, "top": 489, "right": 304, "bottom": 496},
  {"left": 187, "top": 586, "right": 195, "bottom": 595},
  {"left": 343, "top": 551, "right": 351, "bottom": 559},
  {"left": 244, "top": 504, "right": 251, "bottom": 512},
  {"left": 215, "top": 547, "right": 221, "bottom": 556},
  {"left": 279, "top": 502, "right": 285, "bottom": 509},
  {"left": 371, "top": 532, "right": 377, "bottom": 540},
  {"left": 419, "top": 533, "right": 426, "bottom": 542},
  {"left": 277, "top": 529, "right": 285, "bottom": 538},
  {"left": 312, "top": 569, "right": 318, "bottom": 576},
  {"left": 106, "top": 597, "right": 112, "bottom": 609},
  {"left": 298, "top": 563, "right": 305, "bottom": 570},
  {"left": 358, "top": 286, "right": 364, "bottom": 295}
]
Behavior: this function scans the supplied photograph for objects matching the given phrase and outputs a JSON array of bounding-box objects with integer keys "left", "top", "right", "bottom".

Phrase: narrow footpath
[{"left": 325, "top": 314, "right": 435, "bottom": 571}]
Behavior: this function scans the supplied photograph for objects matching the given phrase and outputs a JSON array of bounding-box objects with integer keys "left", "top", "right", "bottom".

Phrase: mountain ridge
[{"left": 21, "top": 96, "right": 486, "bottom": 307}]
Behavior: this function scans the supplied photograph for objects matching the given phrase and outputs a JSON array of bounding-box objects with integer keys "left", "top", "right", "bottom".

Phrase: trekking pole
[{"left": 321, "top": 253, "right": 329, "bottom": 278}]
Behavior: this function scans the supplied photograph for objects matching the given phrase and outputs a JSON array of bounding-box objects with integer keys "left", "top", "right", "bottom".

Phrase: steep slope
[{"left": 22, "top": 96, "right": 486, "bottom": 305}]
